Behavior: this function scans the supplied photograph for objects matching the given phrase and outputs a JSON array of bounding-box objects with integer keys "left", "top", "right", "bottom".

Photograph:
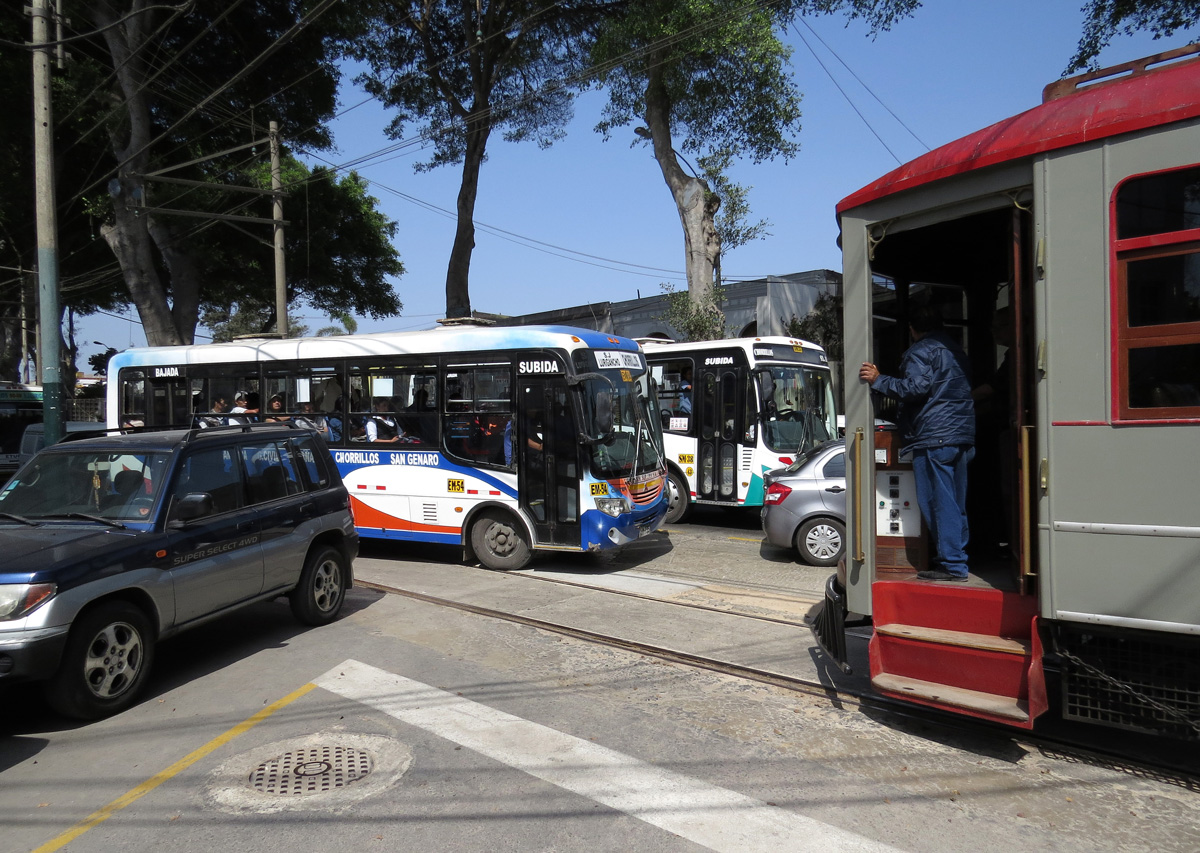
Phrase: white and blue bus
[
  {"left": 642, "top": 337, "right": 838, "bottom": 524},
  {"left": 107, "top": 325, "right": 668, "bottom": 569}
]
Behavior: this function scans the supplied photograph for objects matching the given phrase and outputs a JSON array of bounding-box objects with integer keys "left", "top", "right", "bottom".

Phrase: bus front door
[
  {"left": 518, "top": 379, "right": 581, "bottom": 547},
  {"left": 695, "top": 367, "right": 743, "bottom": 507}
]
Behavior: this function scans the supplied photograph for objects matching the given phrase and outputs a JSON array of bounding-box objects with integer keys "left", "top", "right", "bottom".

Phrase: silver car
[{"left": 761, "top": 439, "right": 846, "bottom": 566}]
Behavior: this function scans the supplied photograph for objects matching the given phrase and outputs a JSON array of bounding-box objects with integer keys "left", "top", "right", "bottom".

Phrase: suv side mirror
[{"left": 170, "top": 492, "right": 214, "bottom": 526}]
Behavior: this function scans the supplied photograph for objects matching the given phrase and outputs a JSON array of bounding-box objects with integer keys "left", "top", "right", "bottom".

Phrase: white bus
[
  {"left": 107, "top": 325, "right": 668, "bottom": 569},
  {"left": 642, "top": 337, "right": 838, "bottom": 523}
]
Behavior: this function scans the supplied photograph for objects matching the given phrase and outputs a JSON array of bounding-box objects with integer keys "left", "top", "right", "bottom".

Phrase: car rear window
[{"left": 292, "top": 436, "right": 331, "bottom": 490}]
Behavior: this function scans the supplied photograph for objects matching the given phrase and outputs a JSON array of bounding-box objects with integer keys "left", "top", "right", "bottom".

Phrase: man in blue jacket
[{"left": 859, "top": 304, "right": 975, "bottom": 581}]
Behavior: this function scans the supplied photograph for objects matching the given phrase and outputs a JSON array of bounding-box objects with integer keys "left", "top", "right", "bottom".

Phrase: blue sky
[{"left": 80, "top": 0, "right": 1197, "bottom": 363}]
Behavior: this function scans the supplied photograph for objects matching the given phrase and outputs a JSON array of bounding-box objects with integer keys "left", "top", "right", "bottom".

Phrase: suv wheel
[
  {"left": 796, "top": 517, "right": 846, "bottom": 567},
  {"left": 46, "top": 601, "right": 155, "bottom": 720},
  {"left": 290, "top": 545, "right": 348, "bottom": 626}
]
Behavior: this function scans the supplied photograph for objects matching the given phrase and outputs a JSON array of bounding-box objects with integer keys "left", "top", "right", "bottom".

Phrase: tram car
[{"left": 813, "top": 45, "right": 1200, "bottom": 741}]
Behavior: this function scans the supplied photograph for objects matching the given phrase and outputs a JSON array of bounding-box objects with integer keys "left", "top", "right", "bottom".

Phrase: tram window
[
  {"left": 1114, "top": 165, "right": 1200, "bottom": 420},
  {"left": 1127, "top": 343, "right": 1200, "bottom": 409},
  {"left": 1116, "top": 166, "right": 1200, "bottom": 239}
]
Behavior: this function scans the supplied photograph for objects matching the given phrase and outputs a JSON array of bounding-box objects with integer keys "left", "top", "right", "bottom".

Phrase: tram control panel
[{"left": 871, "top": 429, "right": 927, "bottom": 574}]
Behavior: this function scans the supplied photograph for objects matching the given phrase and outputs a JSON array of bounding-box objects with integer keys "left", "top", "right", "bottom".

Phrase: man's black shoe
[{"left": 916, "top": 569, "right": 968, "bottom": 582}]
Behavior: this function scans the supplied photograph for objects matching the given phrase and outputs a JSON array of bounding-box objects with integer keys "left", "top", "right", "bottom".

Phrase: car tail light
[{"left": 764, "top": 482, "right": 792, "bottom": 504}]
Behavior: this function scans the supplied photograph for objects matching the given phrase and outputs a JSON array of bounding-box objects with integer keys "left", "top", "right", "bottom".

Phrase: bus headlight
[
  {"left": 0, "top": 583, "right": 56, "bottom": 621},
  {"left": 595, "top": 497, "right": 629, "bottom": 517}
]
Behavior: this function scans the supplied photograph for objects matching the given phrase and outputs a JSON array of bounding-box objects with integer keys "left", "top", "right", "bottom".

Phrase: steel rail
[{"left": 355, "top": 574, "right": 1200, "bottom": 788}]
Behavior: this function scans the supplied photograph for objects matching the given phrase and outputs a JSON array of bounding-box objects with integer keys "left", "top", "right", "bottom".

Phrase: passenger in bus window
[
  {"left": 678, "top": 366, "right": 693, "bottom": 414},
  {"left": 366, "top": 398, "right": 408, "bottom": 443},
  {"left": 859, "top": 303, "right": 975, "bottom": 582},
  {"left": 196, "top": 393, "right": 231, "bottom": 429},
  {"left": 266, "top": 393, "right": 289, "bottom": 422},
  {"left": 230, "top": 391, "right": 260, "bottom": 423},
  {"left": 294, "top": 401, "right": 329, "bottom": 438}
]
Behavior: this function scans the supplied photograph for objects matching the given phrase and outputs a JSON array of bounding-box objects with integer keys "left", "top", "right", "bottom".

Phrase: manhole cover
[{"left": 249, "top": 745, "right": 373, "bottom": 796}]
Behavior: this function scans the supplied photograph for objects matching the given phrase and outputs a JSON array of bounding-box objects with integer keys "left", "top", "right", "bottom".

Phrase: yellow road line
[
  {"left": 32, "top": 682, "right": 317, "bottom": 853},
  {"left": 728, "top": 537, "right": 762, "bottom": 542}
]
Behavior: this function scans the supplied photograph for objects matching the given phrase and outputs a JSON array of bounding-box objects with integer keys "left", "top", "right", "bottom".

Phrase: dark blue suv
[{"left": 0, "top": 423, "right": 358, "bottom": 719}]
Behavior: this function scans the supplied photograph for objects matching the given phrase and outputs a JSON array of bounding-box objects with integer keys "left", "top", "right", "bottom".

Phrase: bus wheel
[
  {"left": 796, "top": 517, "right": 845, "bottom": 567},
  {"left": 472, "top": 511, "right": 531, "bottom": 570},
  {"left": 664, "top": 469, "right": 691, "bottom": 525}
]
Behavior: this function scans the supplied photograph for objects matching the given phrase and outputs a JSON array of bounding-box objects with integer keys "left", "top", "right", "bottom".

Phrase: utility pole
[
  {"left": 270, "top": 121, "right": 287, "bottom": 337},
  {"left": 31, "top": 0, "right": 61, "bottom": 444}
]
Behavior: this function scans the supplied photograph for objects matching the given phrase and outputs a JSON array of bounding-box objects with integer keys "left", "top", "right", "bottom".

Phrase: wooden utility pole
[{"left": 31, "top": 0, "right": 61, "bottom": 443}]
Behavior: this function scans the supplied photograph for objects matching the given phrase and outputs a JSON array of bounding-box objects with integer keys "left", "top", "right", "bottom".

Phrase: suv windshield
[
  {"left": 0, "top": 450, "right": 172, "bottom": 524},
  {"left": 758, "top": 365, "right": 838, "bottom": 455}
]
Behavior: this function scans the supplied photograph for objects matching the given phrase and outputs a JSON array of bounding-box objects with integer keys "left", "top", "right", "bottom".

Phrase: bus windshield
[
  {"left": 758, "top": 365, "right": 838, "bottom": 455},
  {"left": 576, "top": 366, "right": 664, "bottom": 480}
]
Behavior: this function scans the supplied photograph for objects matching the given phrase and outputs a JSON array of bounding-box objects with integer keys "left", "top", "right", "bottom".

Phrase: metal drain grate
[{"left": 249, "top": 746, "right": 373, "bottom": 796}]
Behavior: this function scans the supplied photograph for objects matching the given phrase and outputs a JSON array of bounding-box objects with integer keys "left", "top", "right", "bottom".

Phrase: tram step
[
  {"left": 875, "top": 623, "right": 1031, "bottom": 656},
  {"left": 872, "top": 580, "right": 1037, "bottom": 638},
  {"left": 871, "top": 627, "right": 1032, "bottom": 697},
  {"left": 872, "top": 673, "right": 1030, "bottom": 722}
]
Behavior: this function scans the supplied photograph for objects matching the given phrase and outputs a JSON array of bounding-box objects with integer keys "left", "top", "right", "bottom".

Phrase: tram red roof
[{"left": 837, "top": 50, "right": 1200, "bottom": 215}]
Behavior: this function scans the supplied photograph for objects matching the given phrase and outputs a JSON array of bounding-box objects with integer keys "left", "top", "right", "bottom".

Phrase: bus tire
[
  {"left": 290, "top": 545, "right": 348, "bottom": 626},
  {"left": 46, "top": 601, "right": 155, "bottom": 720},
  {"left": 472, "top": 510, "right": 532, "bottom": 570},
  {"left": 796, "top": 517, "right": 845, "bottom": 567},
  {"left": 664, "top": 468, "right": 692, "bottom": 525}
]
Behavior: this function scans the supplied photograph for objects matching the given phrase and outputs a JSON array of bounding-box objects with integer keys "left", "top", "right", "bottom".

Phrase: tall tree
[
  {"left": 589, "top": 0, "right": 917, "bottom": 306},
  {"left": 67, "top": 0, "right": 401, "bottom": 345},
  {"left": 347, "top": 0, "right": 614, "bottom": 319},
  {"left": 1070, "top": 0, "right": 1200, "bottom": 70}
]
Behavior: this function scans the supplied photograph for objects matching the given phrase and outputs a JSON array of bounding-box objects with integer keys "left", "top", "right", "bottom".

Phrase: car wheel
[
  {"left": 795, "top": 517, "right": 845, "bottom": 567},
  {"left": 45, "top": 601, "right": 155, "bottom": 720},
  {"left": 664, "top": 468, "right": 692, "bottom": 525},
  {"left": 290, "top": 545, "right": 348, "bottom": 626},
  {"left": 472, "top": 510, "right": 531, "bottom": 570}
]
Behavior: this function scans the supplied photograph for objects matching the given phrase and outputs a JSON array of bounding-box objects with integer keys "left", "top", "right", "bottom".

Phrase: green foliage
[
  {"left": 784, "top": 291, "right": 843, "bottom": 362},
  {"left": 590, "top": 0, "right": 804, "bottom": 164},
  {"left": 202, "top": 303, "right": 309, "bottom": 343},
  {"left": 87, "top": 348, "right": 120, "bottom": 377},
  {"left": 699, "top": 149, "right": 770, "bottom": 253},
  {"left": 658, "top": 283, "right": 728, "bottom": 342},
  {"left": 1069, "top": 1, "right": 1200, "bottom": 71}
]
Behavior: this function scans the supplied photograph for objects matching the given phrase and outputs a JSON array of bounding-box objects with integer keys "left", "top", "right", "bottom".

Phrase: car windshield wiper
[
  {"left": 0, "top": 511, "right": 38, "bottom": 526},
  {"left": 37, "top": 512, "right": 127, "bottom": 529}
]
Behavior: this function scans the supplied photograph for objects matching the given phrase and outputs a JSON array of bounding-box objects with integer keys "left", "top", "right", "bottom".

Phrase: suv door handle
[{"left": 825, "top": 486, "right": 845, "bottom": 493}]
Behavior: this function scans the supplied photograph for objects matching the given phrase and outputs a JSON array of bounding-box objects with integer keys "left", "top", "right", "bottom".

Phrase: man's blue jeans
[{"left": 911, "top": 444, "right": 975, "bottom": 577}]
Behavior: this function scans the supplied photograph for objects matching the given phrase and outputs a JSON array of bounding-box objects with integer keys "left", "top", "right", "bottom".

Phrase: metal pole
[
  {"left": 31, "top": 0, "right": 61, "bottom": 444},
  {"left": 270, "top": 121, "right": 287, "bottom": 337}
]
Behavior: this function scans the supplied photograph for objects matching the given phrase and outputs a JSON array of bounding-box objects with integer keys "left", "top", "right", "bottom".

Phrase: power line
[
  {"left": 791, "top": 21, "right": 901, "bottom": 165},
  {"left": 795, "top": 17, "right": 929, "bottom": 152}
]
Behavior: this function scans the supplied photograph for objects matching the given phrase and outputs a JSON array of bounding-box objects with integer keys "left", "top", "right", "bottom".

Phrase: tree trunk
[
  {"left": 99, "top": 204, "right": 182, "bottom": 346},
  {"left": 445, "top": 112, "right": 490, "bottom": 320},
  {"left": 92, "top": 2, "right": 190, "bottom": 346},
  {"left": 642, "top": 56, "right": 721, "bottom": 305}
]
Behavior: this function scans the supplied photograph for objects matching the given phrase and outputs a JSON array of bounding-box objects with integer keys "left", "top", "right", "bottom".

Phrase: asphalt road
[{"left": 3, "top": 512, "right": 1199, "bottom": 853}]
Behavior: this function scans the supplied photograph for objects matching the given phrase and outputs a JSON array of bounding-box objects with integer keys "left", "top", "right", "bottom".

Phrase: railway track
[{"left": 355, "top": 569, "right": 1200, "bottom": 789}]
